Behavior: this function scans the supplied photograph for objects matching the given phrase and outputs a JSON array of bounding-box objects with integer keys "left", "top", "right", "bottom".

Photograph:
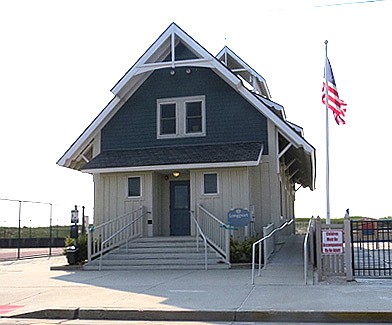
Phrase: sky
[{"left": 0, "top": 0, "right": 391, "bottom": 226}]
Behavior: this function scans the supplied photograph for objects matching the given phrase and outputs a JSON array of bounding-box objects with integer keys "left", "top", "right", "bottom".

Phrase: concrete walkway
[{"left": 1, "top": 235, "right": 392, "bottom": 323}]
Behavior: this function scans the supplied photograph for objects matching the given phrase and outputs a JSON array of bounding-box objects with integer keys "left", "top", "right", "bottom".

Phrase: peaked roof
[
  {"left": 57, "top": 22, "right": 315, "bottom": 189},
  {"left": 216, "top": 46, "right": 271, "bottom": 98},
  {"left": 110, "top": 23, "right": 241, "bottom": 100}
]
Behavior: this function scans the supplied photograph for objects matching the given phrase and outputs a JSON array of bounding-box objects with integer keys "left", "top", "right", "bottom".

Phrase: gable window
[
  {"left": 128, "top": 176, "right": 141, "bottom": 197},
  {"left": 203, "top": 173, "right": 218, "bottom": 195},
  {"left": 157, "top": 95, "right": 205, "bottom": 138}
]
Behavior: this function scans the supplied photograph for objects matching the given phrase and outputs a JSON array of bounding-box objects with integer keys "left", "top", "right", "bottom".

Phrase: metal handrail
[
  {"left": 191, "top": 211, "right": 208, "bottom": 270},
  {"left": 197, "top": 204, "right": 230, "bottom": 263},
  {"left": 251, "top": 219, "right": 294, "bottom": 284},
  {"left": 95, "top": 206, "right": 144, "bottom": 229},
  {"left": 303, "top": 217, "right": 314, "bottom": 284},
  {"left": 89, "top": 206, "right": 145, "bottom": 261},
  {"left": 99, "top": 208, "right": 147, "bottom": 271},
  {"left": 198, "top": 204, "right": 226, "bottom": 227}
]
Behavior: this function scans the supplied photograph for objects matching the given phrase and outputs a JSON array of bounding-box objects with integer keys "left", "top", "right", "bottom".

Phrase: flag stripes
[{"left": 322, "top": 58, "right": 347, "bottom": 125}]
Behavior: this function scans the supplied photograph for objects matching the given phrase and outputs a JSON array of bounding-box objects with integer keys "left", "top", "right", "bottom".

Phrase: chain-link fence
[{"left": 0, "top": 198, "right": 92, "bottom": 260}]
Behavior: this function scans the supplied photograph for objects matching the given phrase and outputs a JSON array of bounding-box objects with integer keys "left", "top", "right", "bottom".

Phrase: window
[
  {"left": 186, "top": 101, "right": 202, "bottom": 133},
  {"left": 203, "top": 173, "right": 218, "bottom": 195},
  {"left": 160, "top": 103, "right": 176, "bottom": 135},
  {"left": 157, "top": 96, "right": 205, "bottom": 138},
  {"left": 128, "top": 177, "right": 141, "bottom": 197}
]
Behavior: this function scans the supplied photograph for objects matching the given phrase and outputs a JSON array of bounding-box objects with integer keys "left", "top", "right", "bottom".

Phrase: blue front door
[{"left": 170, "top": 181, "right": 190, "bottom": 236}]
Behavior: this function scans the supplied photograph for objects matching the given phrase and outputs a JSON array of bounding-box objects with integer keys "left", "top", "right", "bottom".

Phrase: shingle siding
[{"left": 101, "top": 67, "right": 268, "bottom": 153}]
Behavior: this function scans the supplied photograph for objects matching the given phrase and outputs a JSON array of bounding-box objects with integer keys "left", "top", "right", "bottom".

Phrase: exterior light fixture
[
  {"left": 172, "top": 171, "right": 180, "bottom": 177},
  {"left": 185, "top": 68, "right": 192, "bottom": 75},
  {"left": 170, "top": 69, "right": 176, "bottom": 76}
]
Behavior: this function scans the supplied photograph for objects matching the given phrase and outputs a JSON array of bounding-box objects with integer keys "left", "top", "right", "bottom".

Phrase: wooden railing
[{"left": 196, "top": 204, "right": 230, "bottom": 264}]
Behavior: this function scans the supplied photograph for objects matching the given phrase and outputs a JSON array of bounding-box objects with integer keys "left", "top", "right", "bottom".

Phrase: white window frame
[
  {"left": 202, "top": 172, "right": 219, "bottom": 195},
  {"left": 157, "top": 95, "right": 206, "bottom": 139},
  {"left": 127, "top": 176, "right": 142, "bottom": 198}
]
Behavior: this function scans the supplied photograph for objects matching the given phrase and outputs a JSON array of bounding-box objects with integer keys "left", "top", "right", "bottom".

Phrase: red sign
[{"left": 322, "top": 230, "right": 343, "bottom": 254}]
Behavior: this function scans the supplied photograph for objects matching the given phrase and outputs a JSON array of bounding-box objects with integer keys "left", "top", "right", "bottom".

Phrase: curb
[
  {"left": 9, "top": 308, "right": 392, "bottom": 323},
  {"left": 50, "top": 264, "right": 83, "bottom": 271}
]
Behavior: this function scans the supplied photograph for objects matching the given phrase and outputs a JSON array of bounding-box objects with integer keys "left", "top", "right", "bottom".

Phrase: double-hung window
[{"left": 157, "top": 96, "right": 205, "bottom": 138}]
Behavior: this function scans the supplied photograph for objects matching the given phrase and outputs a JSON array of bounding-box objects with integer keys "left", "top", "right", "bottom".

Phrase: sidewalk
[{"left": 1, "top": 235, "right": 392, "bottom": 323}]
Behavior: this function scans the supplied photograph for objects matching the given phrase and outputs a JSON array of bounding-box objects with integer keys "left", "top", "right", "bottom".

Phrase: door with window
[{"left": 170, "top": 181, "right": 190, "bottom": 236}]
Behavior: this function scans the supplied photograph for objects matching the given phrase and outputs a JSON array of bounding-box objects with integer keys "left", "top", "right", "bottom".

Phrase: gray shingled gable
[{"left": 81, "top": 142, "right": 263, "bottom": 170}]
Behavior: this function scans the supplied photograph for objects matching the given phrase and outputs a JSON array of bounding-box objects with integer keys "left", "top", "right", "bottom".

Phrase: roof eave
[{"left": 82, "top": 159, "right": 262, "bottom": 175}]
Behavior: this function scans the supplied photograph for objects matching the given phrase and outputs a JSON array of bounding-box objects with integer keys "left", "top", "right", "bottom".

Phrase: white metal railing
[
  {"left": 191, "top": 211, "right": 208, "bottom": 270},
  {"left": 87, "top": 206, "right": 147, "bottom": 267},
  {"left": 303, "top": 217, "right": 314, "bottom": 284},
  {"left": 251, "top": 219, "right": 294, "bottom": 284},
  {"left": 197, "top": 204, "right": 230, "bottom": 264},
  {"left": 263, "top": 223, "right": 275, "bottom": 265}
]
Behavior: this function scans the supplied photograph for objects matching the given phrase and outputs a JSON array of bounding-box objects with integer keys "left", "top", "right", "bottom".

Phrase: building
[{"left": 57, "top": 23, "right": 315, "bottom": 266}]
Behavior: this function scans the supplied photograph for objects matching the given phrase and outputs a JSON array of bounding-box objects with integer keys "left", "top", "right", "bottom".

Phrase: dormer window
[{"left": 157, "top": 95, "right": 205, "bottom": 139}]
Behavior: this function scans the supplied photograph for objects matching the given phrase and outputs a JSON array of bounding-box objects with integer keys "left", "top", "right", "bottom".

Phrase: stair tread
[{"left": 87, "top": 236, "right": 229, "bottom": 270}]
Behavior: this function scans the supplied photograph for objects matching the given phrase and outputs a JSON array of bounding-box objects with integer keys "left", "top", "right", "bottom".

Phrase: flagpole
[{"left": 324, "top": 40, "right": 331, "bottom": 225}]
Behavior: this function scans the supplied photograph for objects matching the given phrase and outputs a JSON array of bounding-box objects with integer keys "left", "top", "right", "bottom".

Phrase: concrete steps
[{"left": 84, "top": 236, "right": 229, "bottom": 270}]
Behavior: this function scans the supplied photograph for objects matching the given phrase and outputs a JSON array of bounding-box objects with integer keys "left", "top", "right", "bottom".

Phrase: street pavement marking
[{"left": 0, "top": 305, "right": 23, "bottom": 314}]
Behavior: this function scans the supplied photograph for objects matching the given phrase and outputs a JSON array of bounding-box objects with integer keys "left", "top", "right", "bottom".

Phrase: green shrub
[{"left": 230, "top": 237, "right": 259, "bottom": 263}]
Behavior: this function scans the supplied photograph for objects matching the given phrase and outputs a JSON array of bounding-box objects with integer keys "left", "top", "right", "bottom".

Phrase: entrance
[{"left": 170, "top": 181, "right": 190, "bottom": 236}]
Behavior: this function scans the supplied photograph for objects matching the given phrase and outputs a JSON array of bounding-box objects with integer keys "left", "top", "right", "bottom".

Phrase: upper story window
[{"left": 157, "top": 95, "right": 205, "bottom": 139}]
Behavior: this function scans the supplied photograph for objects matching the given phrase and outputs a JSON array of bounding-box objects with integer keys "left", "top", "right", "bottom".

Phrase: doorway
[{"left": 170, "top": 181, "right": 190, "bottom": 236}]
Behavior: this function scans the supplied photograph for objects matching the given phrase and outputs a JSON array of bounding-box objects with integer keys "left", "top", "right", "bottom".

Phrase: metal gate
[{"left": 351, "top": 219, "right": 392, "bottom": 277}]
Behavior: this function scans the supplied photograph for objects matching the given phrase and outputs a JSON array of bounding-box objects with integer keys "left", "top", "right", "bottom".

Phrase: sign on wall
[
  {"left": 227, "top": 208, "right": 251, "bottom": 227},
  {"left": 322, "top": 229, "right": 343, "bottom": 254}
]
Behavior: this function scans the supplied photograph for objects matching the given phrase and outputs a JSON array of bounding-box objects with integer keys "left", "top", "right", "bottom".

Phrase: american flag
[{"left": 322, "top": 58, "right": 347, "bottom": 125}]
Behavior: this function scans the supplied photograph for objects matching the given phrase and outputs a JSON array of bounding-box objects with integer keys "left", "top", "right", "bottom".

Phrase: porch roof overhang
[{"left": 81, "top": 142, "right": 263, "bottom": 174}]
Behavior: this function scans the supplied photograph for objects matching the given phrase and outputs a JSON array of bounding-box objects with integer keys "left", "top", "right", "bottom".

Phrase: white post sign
[{"left": 322, "top": 229, "right": 343, "bottom": 254}]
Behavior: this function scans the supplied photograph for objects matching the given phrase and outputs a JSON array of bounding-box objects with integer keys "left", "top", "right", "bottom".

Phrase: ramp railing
[
  {"left": 251, "top": 219, "right": 293, "bottom": 284},
  {"left": 303, "top": 217, "right": 315, "bottom": 284}
]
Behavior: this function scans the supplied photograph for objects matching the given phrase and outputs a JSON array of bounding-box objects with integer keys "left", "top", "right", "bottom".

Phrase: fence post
[
  {"left": 344, "top": 210, "right": 354, "bottom": 281},
  {"left": 17, "top": 201, "right": 22, "bottom": 259},
  {"left": 315, "top": 216, "right": 322, "bottom": 282},
  {"left": 310, "top": 217, "right": 315, "bottom": 265},
  {"left": 49, "top": 203, "right": 53, "bottom": 257}
]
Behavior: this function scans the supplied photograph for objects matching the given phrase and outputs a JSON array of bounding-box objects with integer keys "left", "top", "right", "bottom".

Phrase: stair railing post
[
  {"left": 225, "top": 226, "right": 230, "bottom": 263},
  {"left": 86, "top": 215, "right": 91, "bottom": 263}
]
